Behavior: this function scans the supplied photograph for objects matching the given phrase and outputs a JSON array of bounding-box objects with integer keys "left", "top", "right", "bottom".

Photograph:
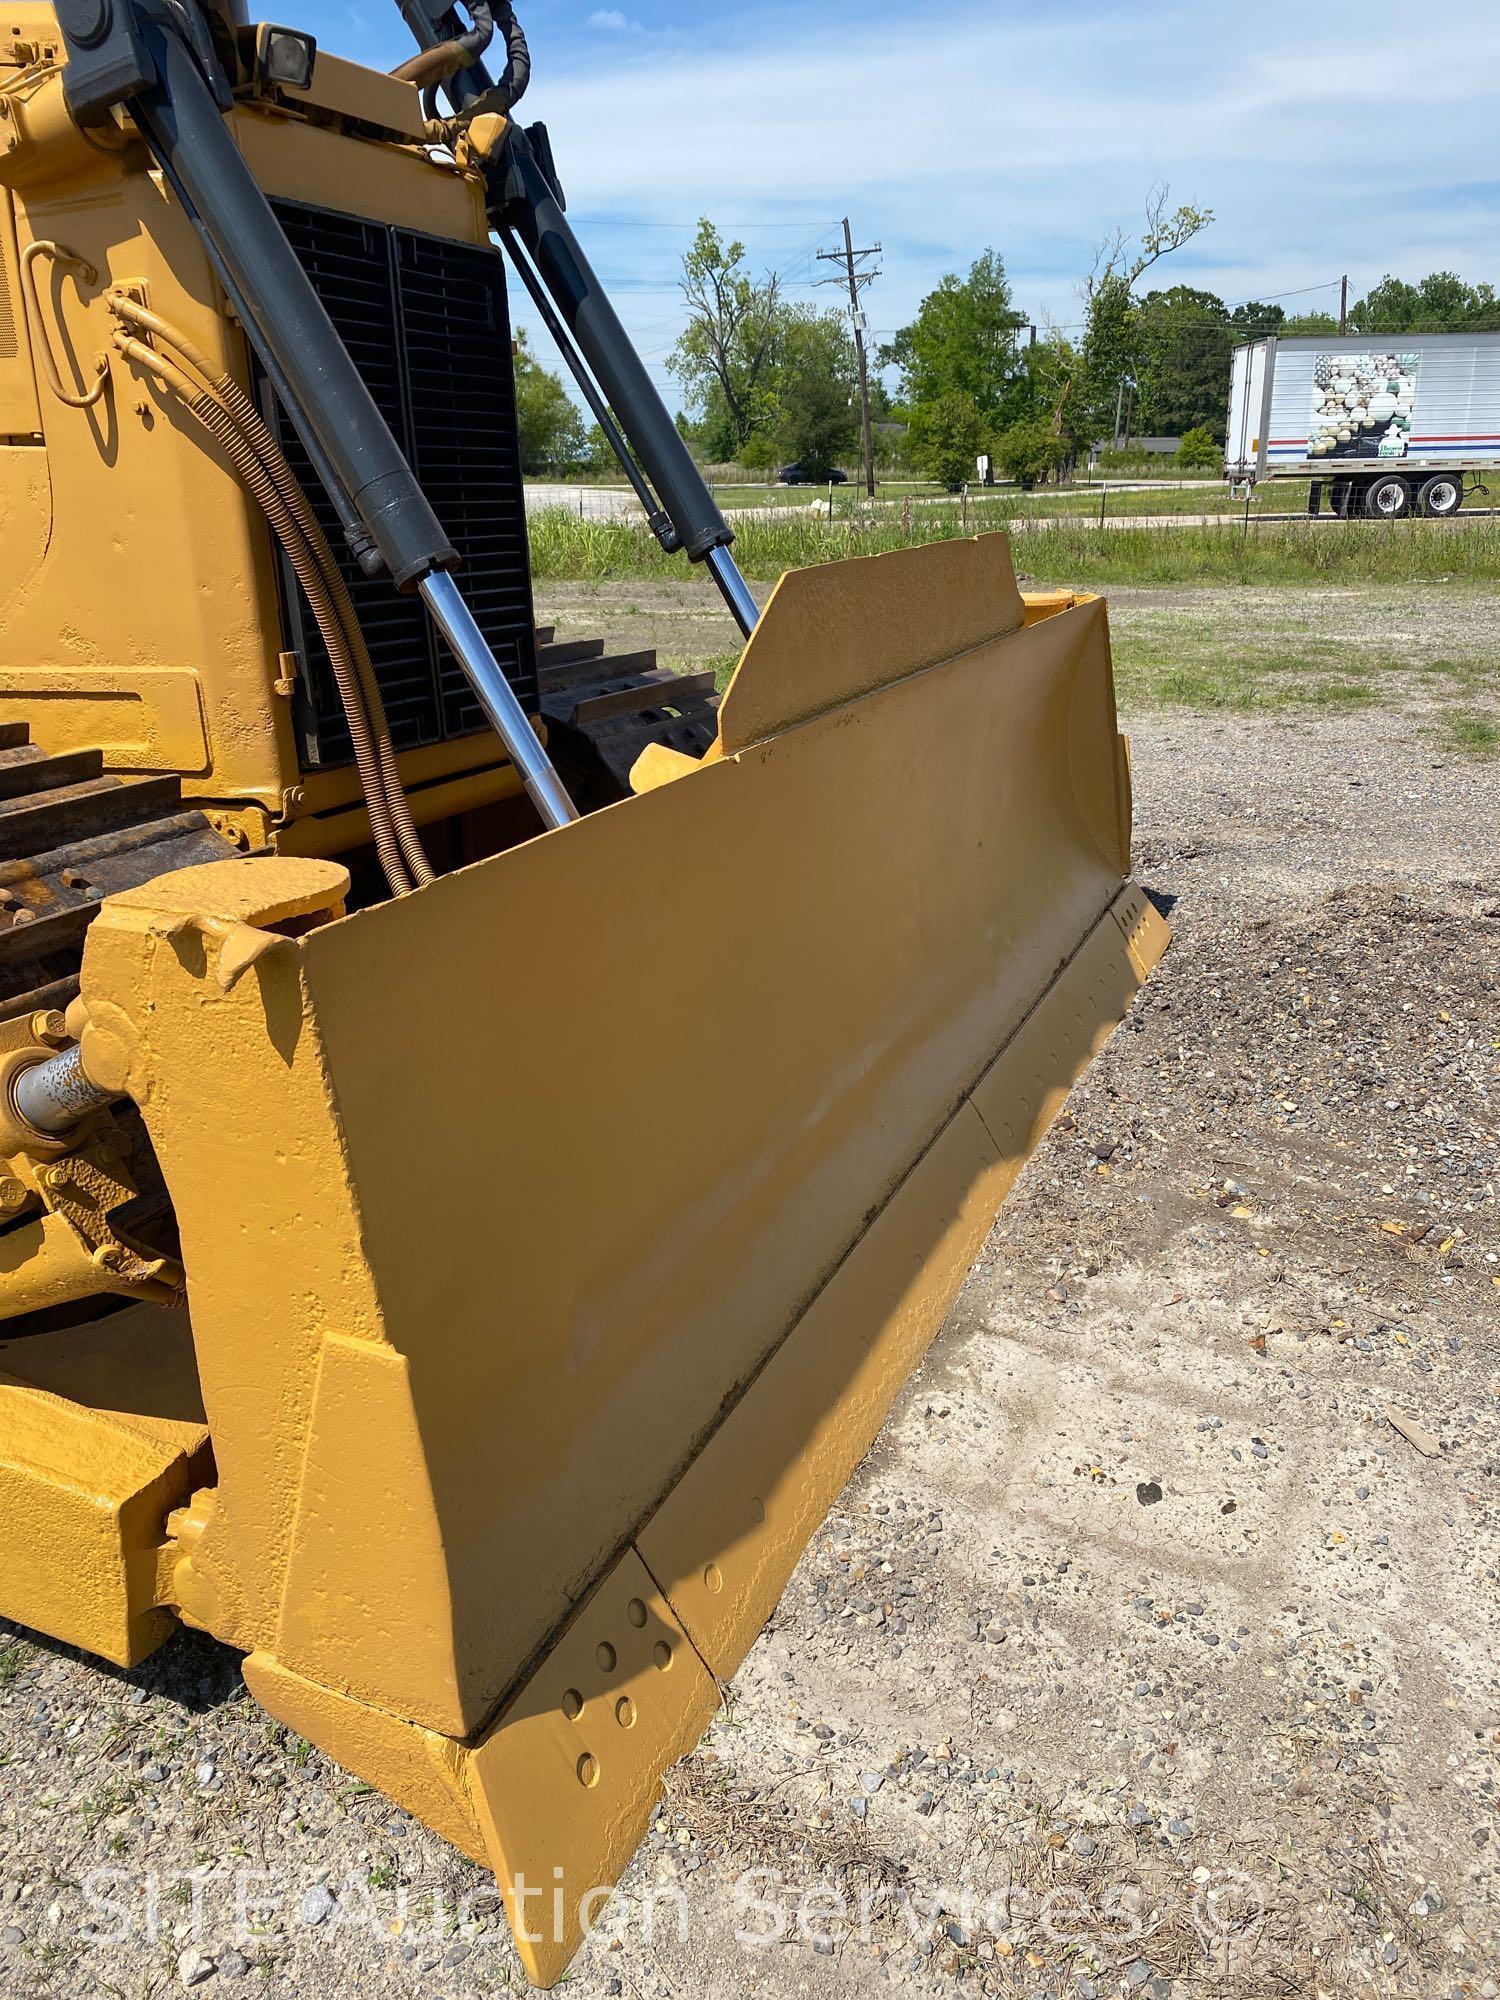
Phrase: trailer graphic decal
[{"left": 1307, "top": 352, "right": 1420, "bottom": 461}]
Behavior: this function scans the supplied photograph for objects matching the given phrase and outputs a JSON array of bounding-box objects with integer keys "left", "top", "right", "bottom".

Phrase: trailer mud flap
[{"left": 74, "top": 533, "right": 1167, "bottom": 1986}]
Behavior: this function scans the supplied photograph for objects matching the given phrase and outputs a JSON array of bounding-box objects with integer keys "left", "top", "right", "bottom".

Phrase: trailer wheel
[
  {"left": 1363, "top": 474, "right": 1411, "bottom": 520},
  {"left": 1416, "top": 474, "right": 1463, "bottom": 518}
]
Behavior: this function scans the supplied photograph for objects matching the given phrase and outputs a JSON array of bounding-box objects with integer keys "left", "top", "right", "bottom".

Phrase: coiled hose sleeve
[
  {"left": 110, "top": 302, "right": 436, "bottom": 891},
  {"left": 113, "top": 332, "right": 418, "bottom": 896}
]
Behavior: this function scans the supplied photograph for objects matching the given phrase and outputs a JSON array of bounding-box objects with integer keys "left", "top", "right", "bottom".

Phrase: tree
[
  {"left": 1085, "top": 185, "right": 1216, "bottom": 303},
  {"left": 1078, "top": 186, "right": 1215, "bottom": 439},
  {"left": 1176, "top": 426, "right": 1220, "bottom": 469},
  {"left": 1281, "top": 311, "right": 1339, "bottom": 338},
  {"left": 1133, "top": 286, "right": 1230, "bottom": 437},
  {"left": 1231, "top": 301, "right": 1285, "bottom": 340},
  {"left": 1079, "top": 273, "right": 1139, "bottom": 440},
  {"left": 908, "top": 392, "right": 986, "bottom": 490},
  {"left": 669, "top": 222, "right": 860, "bottom": 472},
  {"left": 765, "top": 308, "right": 860, "bottom": 475},
  {"left": 669, "top": 221, "right": 782, "bottom": 455},
  {"left": 1013, "top": 328, "right": 1091, "bottom": 461},
  {"left": 513, "top": 331, "right": 587, "bottom": 471},
  {"left": 1351, "top": 271, "right": 1500, "bottom": 333},
  {"left": 584, "top": 422, "right": 614, "bottom": 470},
  {"left": 994, "top": 417, "right": 1067, "bottom": 488},
  {"left": 881, "top": 251, "right": 1028, "bottom": 429}
]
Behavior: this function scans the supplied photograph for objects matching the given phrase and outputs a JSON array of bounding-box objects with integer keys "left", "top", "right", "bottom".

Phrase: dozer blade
[{"left": 32, "top": 533, "right": 1166, "bottom": 1986}]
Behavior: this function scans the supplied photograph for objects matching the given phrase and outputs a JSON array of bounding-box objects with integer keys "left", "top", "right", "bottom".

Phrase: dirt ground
[{"left": 0, "top": 591, "right": 1496, "bottom": 1999}]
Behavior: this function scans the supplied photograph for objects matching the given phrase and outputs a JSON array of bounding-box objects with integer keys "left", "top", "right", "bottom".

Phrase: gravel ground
[{"left": 0, "top": 701, "right": 1496, "bottom": 2000}]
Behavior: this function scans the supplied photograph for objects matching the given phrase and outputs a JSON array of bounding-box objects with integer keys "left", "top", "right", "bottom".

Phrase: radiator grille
[
  {"left": 266, "top": 201, "right": 537, "bottom": 768},
  {"left": 0, "top": 224, "right": 16, "bottom": 361}
]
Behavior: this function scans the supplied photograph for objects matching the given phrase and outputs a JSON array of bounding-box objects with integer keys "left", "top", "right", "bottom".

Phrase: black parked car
[{"left": 778, "top": 464, "right": 848, "bottom": 486}]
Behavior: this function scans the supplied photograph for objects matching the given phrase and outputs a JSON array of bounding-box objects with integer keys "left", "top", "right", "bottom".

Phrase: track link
[
  {"left": 0, "top": 723, "right": 238, "bottom": 1021},
  {"left": 533, "top": 627, "right": 720, "bottom": 809}
]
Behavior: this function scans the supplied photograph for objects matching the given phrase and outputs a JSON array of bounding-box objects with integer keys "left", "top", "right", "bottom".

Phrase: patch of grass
[
  {"left": 78, "top": 1778, "right": 142, "bottom": 1834},
  {"left": 660, "top": 651, "right": 740, "bottom": 693},
  {"left": 1303, "top": 680, "right": 1379, "bottom": 709},
  {"left": 703, "top": 651, "right": 741, "bottom": 693},
  {"left": 1443, "top": 713, "right": 1500, "bottom": 754},
  {"left": 1111, "top": 624, "right": 1453, "bottom": 719},
  {"left": 1149, "top": 666, "right": 1256, "bottom": 711},
  {"left": 527, "top": 504, "right": 1500, "bottom": 591}
]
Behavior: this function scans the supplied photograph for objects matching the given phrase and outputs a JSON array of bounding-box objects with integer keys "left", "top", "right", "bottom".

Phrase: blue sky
[{"left": 309, "top": 0, "right": 1500, "bottom": 409}]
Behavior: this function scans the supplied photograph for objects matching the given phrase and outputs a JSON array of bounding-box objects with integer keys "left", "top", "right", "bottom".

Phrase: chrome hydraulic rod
[
  {"left": 705, "top": 546, "right": 760, "bottom": 641},
  {"left": 419, "top": 572, "right": 580, "bottom": 829},
  {"left": 13, "top": 1046, "right": 116, "bottom": 1135}
]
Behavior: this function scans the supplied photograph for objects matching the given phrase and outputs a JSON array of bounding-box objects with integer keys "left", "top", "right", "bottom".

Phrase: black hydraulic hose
[
  {"left": 129, "top": 16, "right": 458, "bottom": 590},
  {"left": 495, "top": 221, "right": 678, "bottom": 550},
  {"left": 454, "top": 0, "right": 494, "bottom": 64},
  {"left": 494, "top": 125, "right": 733, "bottom": 564},
  {"left": 497, "top": 2, "right": 530, "bottom": 109},
  {"left": 411, "top": 0, "right": 528, "bottom": 118}
]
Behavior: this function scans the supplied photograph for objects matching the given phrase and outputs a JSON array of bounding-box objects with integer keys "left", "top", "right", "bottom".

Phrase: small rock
[
  {"left": 218, "top": 1953, "right": 249, "bottom": 1980},
  {"left": 177, "top": 1947, "right": 216, "bottom": 1987},
  {"left": 859, "top": 1770, "right": 885, "bottom": 1794},
  {"left": 850, "top": 1797, "right": 868, "bottom": 1820},
  {"left": 1136, "top": 1482, "right": 1163, "bottom": 1507},
  {"left": 300, "top": 1884, "right": 336, "bottom": 1926},
  {"left": 195, "top": 1759, "right": 216, "bottom": 1788}
]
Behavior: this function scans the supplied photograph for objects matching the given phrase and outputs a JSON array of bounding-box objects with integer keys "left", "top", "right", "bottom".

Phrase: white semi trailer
[{"left": 1226, "top": 332, "right": 1500, "bottom": 518}]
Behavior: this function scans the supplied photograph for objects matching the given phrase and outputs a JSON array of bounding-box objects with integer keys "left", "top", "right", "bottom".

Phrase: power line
[{"left": 817, "top": 220, "right": 882, "bottom": 498}]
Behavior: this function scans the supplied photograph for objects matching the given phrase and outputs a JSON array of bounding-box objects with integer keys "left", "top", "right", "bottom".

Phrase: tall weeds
[{"left": 527, "top": 505, "right": 1500, "bottom": 590}]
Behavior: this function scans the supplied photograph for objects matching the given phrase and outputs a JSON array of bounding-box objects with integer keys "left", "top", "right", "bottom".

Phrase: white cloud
[
  {"left": 586, "top": 8, "right": 638, "bottom": 30},
  {"left": 505, "top": 0, "right": 1500, "bottom": 400}
]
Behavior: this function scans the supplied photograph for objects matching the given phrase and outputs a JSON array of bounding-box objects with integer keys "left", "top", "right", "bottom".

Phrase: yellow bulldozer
[{"left": 0, "top": 0, "right": 1168, "bottom": 1980}]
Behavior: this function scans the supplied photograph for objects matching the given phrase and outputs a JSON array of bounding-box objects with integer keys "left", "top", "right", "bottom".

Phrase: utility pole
[
  {"left": 1339, "top": 275, "right": 1349, "bottom": 337},
  {"left": 818, "top": 220, "right": 882, "bottom": 499}
]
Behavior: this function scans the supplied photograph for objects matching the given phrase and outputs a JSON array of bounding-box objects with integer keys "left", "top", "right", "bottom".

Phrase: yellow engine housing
[{"left": 0, "top": 11, "right": 525, "bottom": 854}]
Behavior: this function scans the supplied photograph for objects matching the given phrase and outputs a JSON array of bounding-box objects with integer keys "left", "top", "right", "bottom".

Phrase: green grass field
[{"left": 527, "top": 505, "right": 1500, "bottom": 590}]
